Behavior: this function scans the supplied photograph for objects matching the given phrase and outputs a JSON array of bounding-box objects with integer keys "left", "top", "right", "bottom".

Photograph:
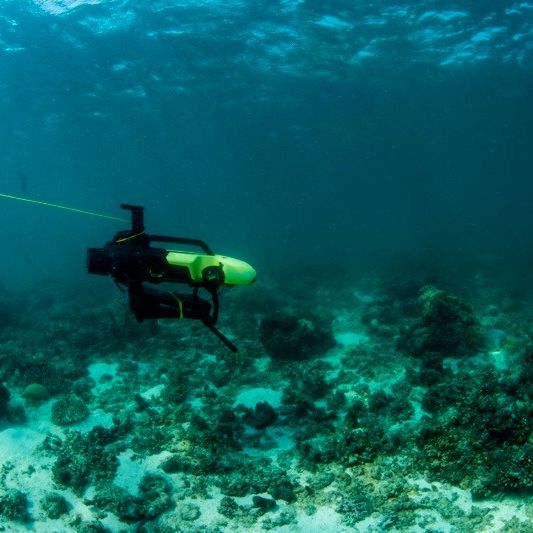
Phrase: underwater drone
[{"left": 87, "top": 204, "right": 256, "bottom": 352}]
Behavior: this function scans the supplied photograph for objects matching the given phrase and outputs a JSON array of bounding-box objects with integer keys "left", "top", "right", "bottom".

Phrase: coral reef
[
  {"left": 259, "top": 310, "right": 336, "bottom": 359},
  {"left": 52, "top": 427, "right": 120, "bottom": 495},
  {"left": 51, "top": 394, "right": 90, "bottom": 426},
  {"left": 0, "top": 277, "right": 531, "bottom": 531},
  {"left": 0, "top": 487, "right": 30, "bottom": 522},
  {"left": 417, "top": 368, "right": 532, "bottom": 497}
]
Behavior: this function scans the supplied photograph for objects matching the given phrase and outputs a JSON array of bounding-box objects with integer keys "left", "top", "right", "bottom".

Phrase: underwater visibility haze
[{"left": 0, "top": 0, "right": 532, "bottom": 531}]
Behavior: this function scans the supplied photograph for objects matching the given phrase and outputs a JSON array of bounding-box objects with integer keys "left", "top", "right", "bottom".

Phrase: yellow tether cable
[
  {"left": 0, "top": 192, "right": 128, "bottom": 222},
  {"left": 169, "top": 293, "right": 184, "bottom": 319},
  {"left": 115, "top": 230, "right": 146, "bottom": 243}
]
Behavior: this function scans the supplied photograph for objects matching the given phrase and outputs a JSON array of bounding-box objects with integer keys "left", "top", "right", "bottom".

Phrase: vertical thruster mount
[{"left": 121, "top": 204, "right": 145, "bottom": 234}]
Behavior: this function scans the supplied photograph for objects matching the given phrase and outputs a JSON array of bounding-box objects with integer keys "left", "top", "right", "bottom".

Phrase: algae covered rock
[
  {"left": 51, "top": 394, "right": 89, "bottom": 426},
  {"left": 259, "top": 311, "right": 336, "bottom": 360},
  {"left": 242, "top": 401, "right": 278, "bottom": 430},
  {"left": 19, "top": 356, "right": 86, "bottom": 396},
  {"left": 22, "top": 383, "right": 50, "bottom": 404},
  {"left": 179, "top": 502, "right": 201, "bottom": 521},
  {"left": 262, "top": 508, "right": 297, "bottom": 529},
  {"left": 159, "top": 447, "right": 215, "bottom": 476},
  {"left": 399, "top": 286, "right": 483, "bottom": 357},
  {"left": 337, "top": 493, "right": 374, "bottom": 527},
  {"left": 40, "top": 492, "right": 69, "bottom": 519},
  {"left": 217, "top": 496, "right": 243, "bottom": 519},
  {"left": 74, "top": 520, "right": 110, "bottom": 532},
  {"left": 416, "top": 368, "right": 533, "bottom": 497},
  {"left": 91, "top": 477, "right": 175, "bottom": 523},
  {"left": 91, "top": 484, "right": 143, "bottom": 523},
  {"left": 268, "top": 474, "right": 297, "bottom": 503},
  {"left": 252, "top": 495, "right": 276, "bottom": 513},
  {"left": 138, "top": 473, "right": 174, "bottom": 519},
  {"left": 52, "top": 427, "right": 119, "bottom": 495},
  {"left": 0, "top": 383, "right": 10, "bottom": 418},
  {"left": 0, "top": 487, "right": 31, "bottom": 522},
  {"left": 219, "top": 472, "right": 251, "bottom": 497}
]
